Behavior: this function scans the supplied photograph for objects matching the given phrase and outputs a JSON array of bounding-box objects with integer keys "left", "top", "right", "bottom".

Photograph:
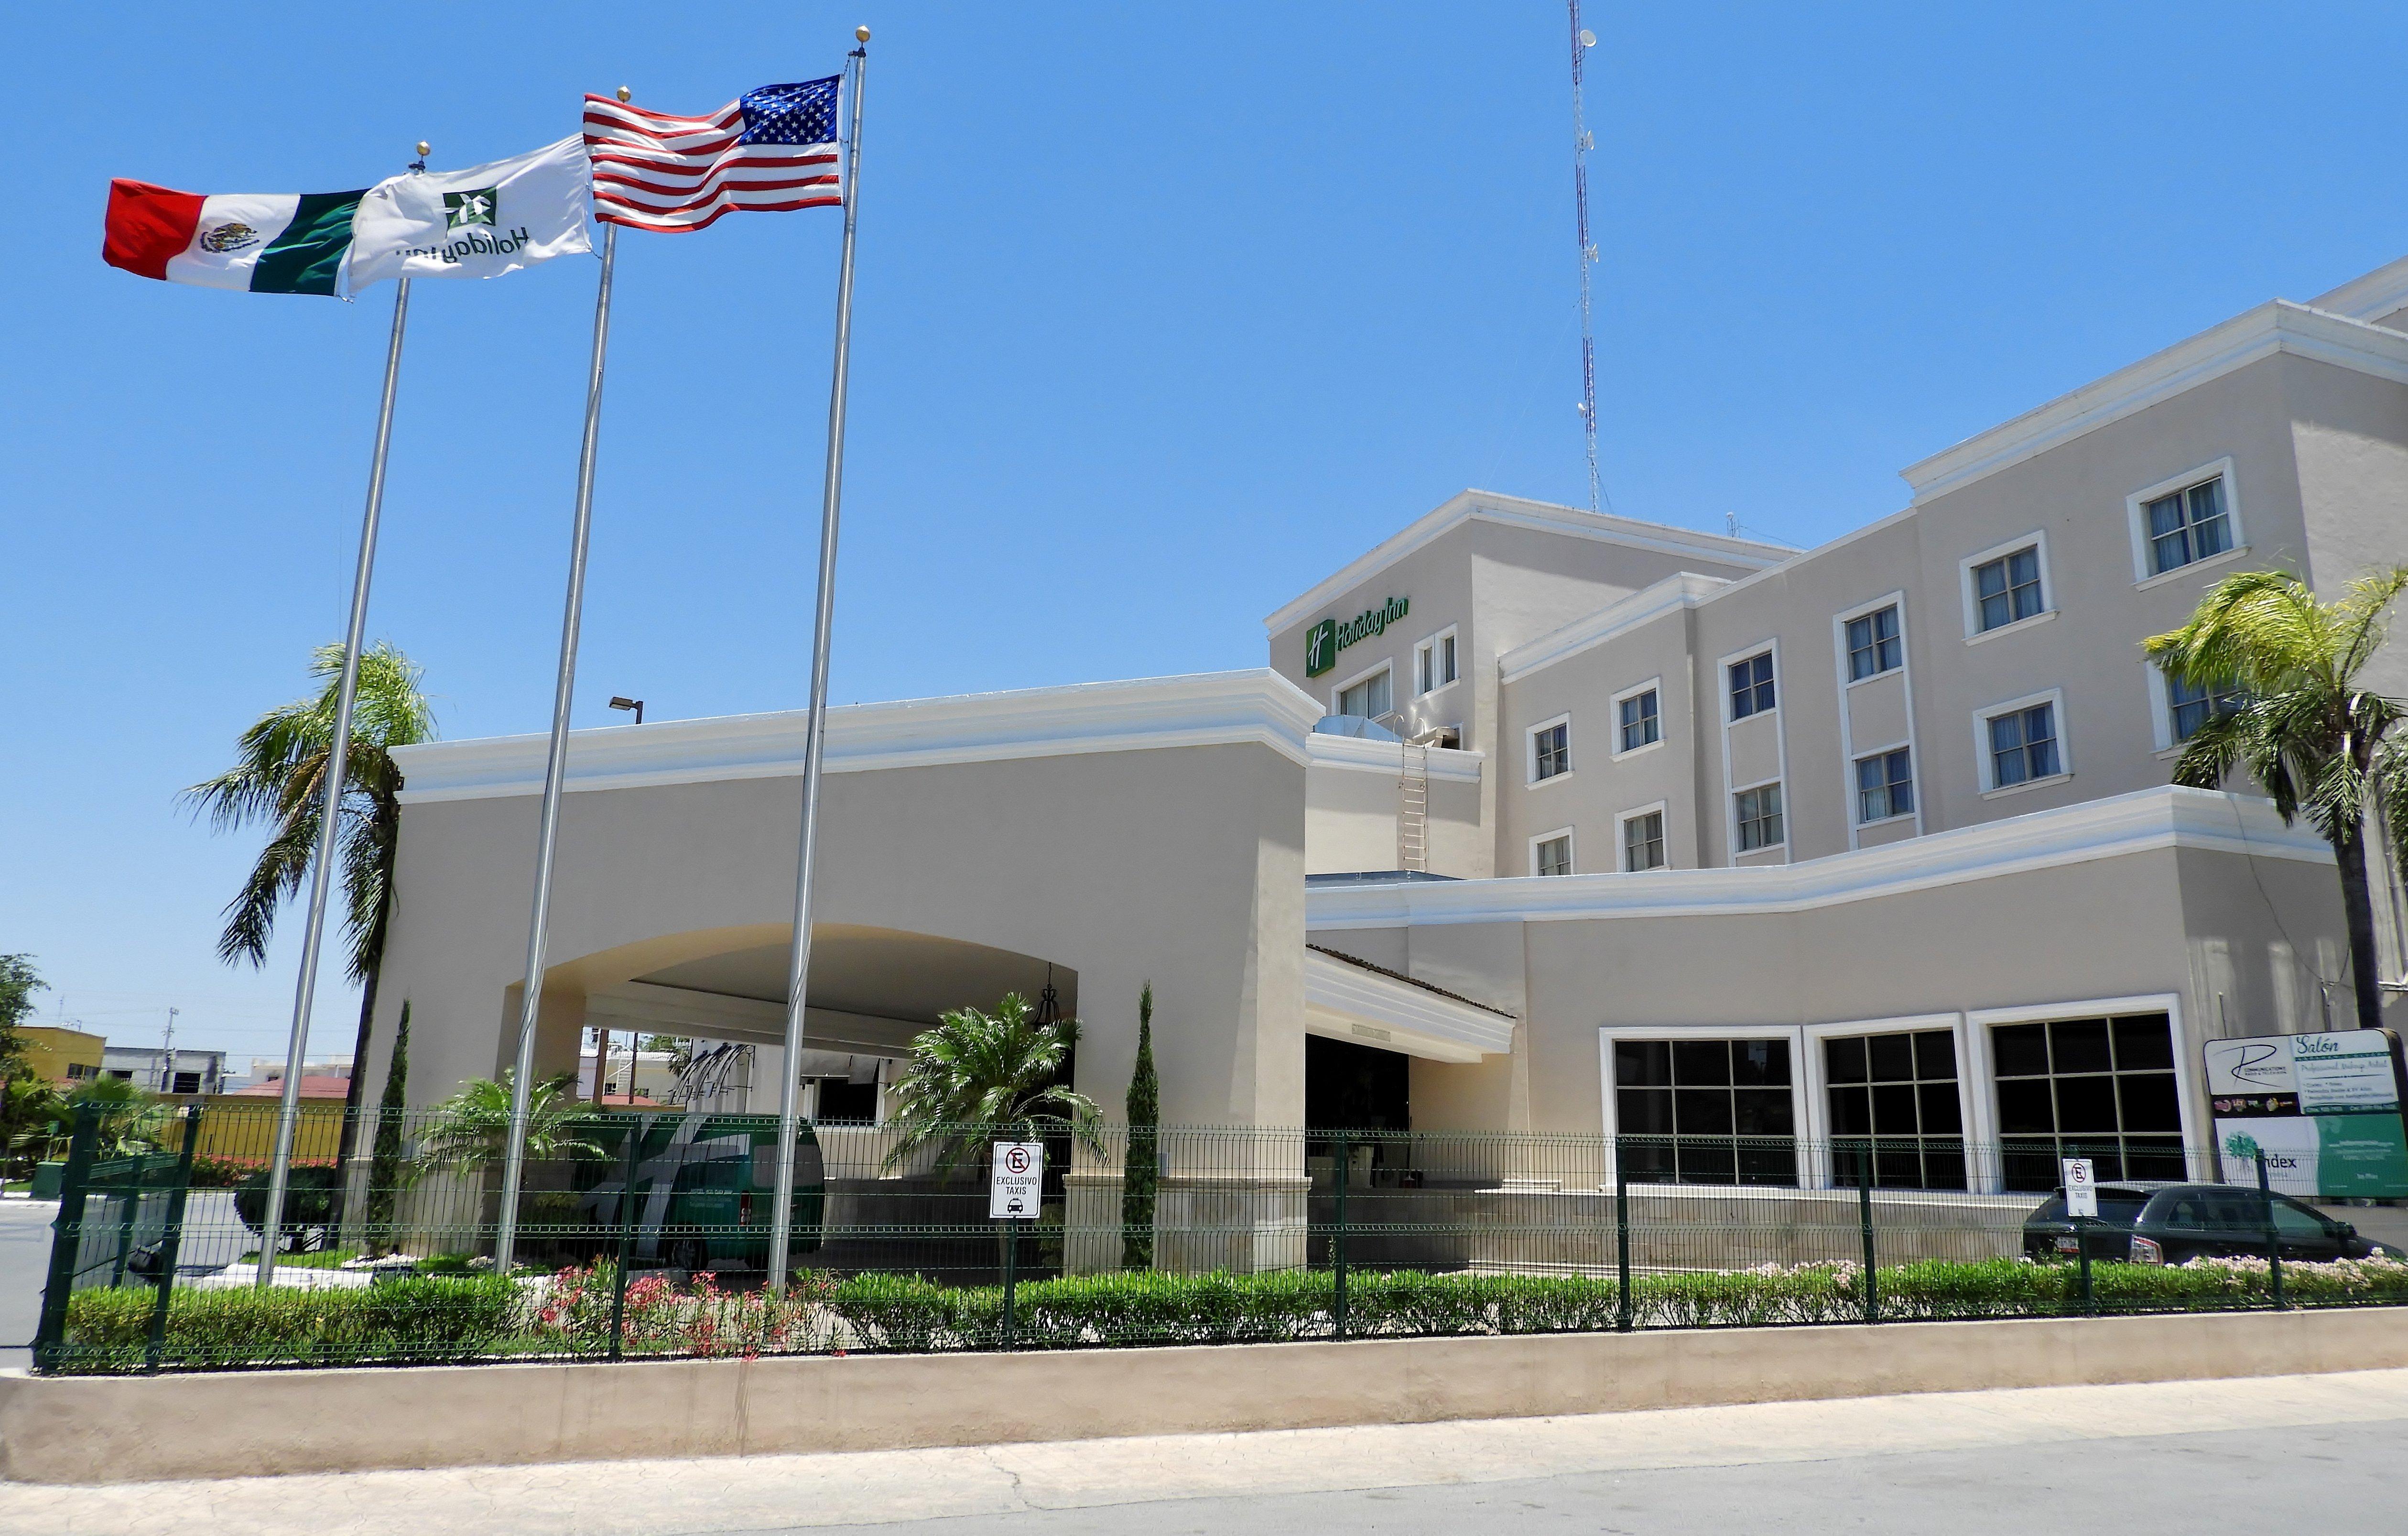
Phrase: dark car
[{"left": 2021, "top": 1181, "right": 2407, "bottom": 1265}]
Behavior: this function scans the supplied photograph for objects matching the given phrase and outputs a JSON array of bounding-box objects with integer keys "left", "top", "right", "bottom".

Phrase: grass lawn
[{"left": 234, "top": 1248, "right": 362, "bottom": 1270}]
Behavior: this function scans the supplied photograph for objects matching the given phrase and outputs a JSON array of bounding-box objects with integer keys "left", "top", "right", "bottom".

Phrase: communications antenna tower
[{"left": 1568, "top": 2, "right": 1605, "bottom": 514}]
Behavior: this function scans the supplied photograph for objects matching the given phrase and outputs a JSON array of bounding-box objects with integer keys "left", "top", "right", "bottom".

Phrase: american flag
[{"left": 584, "top": 77, "right": 843, "bottom": 233}]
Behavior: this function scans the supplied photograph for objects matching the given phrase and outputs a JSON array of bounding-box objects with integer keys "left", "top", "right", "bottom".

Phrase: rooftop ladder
[{"left": 1398, "top": 741, "right": 1430, "bottom": 872}]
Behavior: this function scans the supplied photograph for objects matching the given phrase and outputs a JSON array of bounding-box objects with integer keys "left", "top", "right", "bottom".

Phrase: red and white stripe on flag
[{"left": 583, "top": 95, "right": 840, "bottom": 233}]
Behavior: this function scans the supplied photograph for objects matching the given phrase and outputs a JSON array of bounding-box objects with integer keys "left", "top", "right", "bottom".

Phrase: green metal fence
[{"left": 31, "top": 1103, "right": 2408, "bottom": 1373}]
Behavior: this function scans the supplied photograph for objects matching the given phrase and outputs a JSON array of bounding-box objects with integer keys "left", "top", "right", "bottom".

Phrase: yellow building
[{"left": 20, "top": 1025, "right": 104, "bottom": 1087}]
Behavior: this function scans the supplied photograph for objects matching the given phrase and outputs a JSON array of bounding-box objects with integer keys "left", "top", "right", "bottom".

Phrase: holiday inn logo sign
[{"left": 1304, "top": 596, "right": 1410, "bottom": 677}]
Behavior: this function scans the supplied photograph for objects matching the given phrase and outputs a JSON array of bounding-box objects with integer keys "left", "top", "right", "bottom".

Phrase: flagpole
[
  {"left": 491, "top": 203, "right": 621, "bottom": 1274},
  {"left": 769, "top": 29, "right": 869, "bottom": 1292},
  {"left": 258, "top": 265, "right": 415, "bottom": 1285}
]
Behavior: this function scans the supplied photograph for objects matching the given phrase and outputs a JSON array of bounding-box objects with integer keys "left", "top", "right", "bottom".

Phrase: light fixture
[{"left": 608, "top": 696, "right": 645, "bottom": 724}]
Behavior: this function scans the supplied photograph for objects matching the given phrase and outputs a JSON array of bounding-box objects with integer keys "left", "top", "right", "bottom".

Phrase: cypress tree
[
  {"left": 1120, "top": 983, "right": 1159, "bottom": 1270},
  {"left": 365, "top": 1001, "right": 410, "bottom": 1249}
]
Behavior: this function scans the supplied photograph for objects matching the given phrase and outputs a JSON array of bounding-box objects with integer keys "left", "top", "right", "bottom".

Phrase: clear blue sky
[{"left": 7, "top": 3, "right": 2407, "bottom": 1064}]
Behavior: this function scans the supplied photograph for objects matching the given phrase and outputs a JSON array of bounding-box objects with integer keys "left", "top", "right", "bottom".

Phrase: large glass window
[
  {"left": 2144, "top": 476, "right": 2232, "bottom": 576},
  {"left": 1734, "top": 783, "right": 1784, "bottom": 851},
  {"left": 1618, "top": 689, "right": 1660, "bottom": 752},
  {"left": 1846, "top": 605, "right": 1902, "bottom": 681},
  {"left": 1987, "top": 703, "right": 2060, "bottom": 787},
  {"left": 1336, "top": 668, "right": 1391, "bottom": 721},
  {"left": 1991, "top": 1013, "right": 2185, "bottom": 1190},
  {"left": 1825, "top": 1030, "right": 1965, "bottom": 1190},
  {"left": 1728, "top": 652, "right": 1777, "bottom": 719},
  {"left": 1531, "top": 720, "right": 1570, "bottom": 781},
  {"left": 1973, "top": 546, "right": 2045, "bottom": 632},
  {"left": 1855, "top": 748, "right": 1914, "bottom": 823},
  {"left": 1615, "top": 1038, "right": 1796, "bottom": 1186},
  {"left": 1622, "top": 810, "right": 1665, "bottom": 871}
]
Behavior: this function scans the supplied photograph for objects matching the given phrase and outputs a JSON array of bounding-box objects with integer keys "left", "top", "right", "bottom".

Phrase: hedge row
[{"left": 52, "top": 1255, "right": 2408, "bottom": 1372}]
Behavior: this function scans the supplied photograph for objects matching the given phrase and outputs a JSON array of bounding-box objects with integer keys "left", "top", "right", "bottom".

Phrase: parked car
[
  {"left": 2022, "top": 1181, "right": 2408, "bottom": 1264},
  {"left": 570, "top": 1111, "right": 826, "bottom": 1273}
]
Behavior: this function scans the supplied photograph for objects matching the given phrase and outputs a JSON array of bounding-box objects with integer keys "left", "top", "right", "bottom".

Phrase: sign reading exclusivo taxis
[{"left": 1304, "top": 596, "right": 1410, "bottom": 677}]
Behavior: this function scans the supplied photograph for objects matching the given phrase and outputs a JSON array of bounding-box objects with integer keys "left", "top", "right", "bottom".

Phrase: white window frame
[
  {"left": 1840, "top": 601, "right": 1905, "bottom": 686},
  {"left": 1610, "top": 676, "right": 1664, "bottom": 760},
  {"left": 1529, "top": 826, "right": 1576, "bottom": 878},
  {"left": 1723, "top": 647, "right": 1780, "bottom": 724},
  {"left": 1731, "top": 776, "right": 1787, "bottom": 855},
  {"left": 1327, "top": 657, "right": 1395, "bottom": 722},
  {"left": 1412, "top": 624, "right": 1460, "bottom": 699},
  {"left": 2145, "top": 659, "right": 2248, "bottom": 756},
  {"left": 1963, "top": 992, "right": 2198, "bottom": 1197},
  {"left": 2125, "top": 457, "right": 2247, "bottom": 588},
  {"left": 1526, "top": 711, "right": 1574, "bottom": 787},
  {"left": 1829, "top": 590, "right": 1921, "bottom": 850},
  {"left": 1797, "top": 1013, "right": 1973, "bottom": 1190},
  {"left": 1595, "top": 1024, "right": 1811, "bottom": 1166},
  {"left": 1957, "top": 530, "right": 2056, "bottom": 643},
  {"left": 1715, "top": 639, "right": 1789, "bottom": 865},
  {"left": 1851, "top": 741, "right": 1916, "bottom": 827},
  {"left": 1617, "top": 800, "right": 1670, "bottom": 871},
  {"left": 1972, "top": 686, "right": 2072, "bottom": 796}
]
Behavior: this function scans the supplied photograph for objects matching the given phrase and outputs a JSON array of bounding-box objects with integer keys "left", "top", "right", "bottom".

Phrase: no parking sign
[{"left": 989, "top": 1141, "right": 1043, "bottom": 1219}]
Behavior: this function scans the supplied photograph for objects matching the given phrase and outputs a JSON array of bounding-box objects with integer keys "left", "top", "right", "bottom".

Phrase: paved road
[
  {"left": 5, "top": 1369, "right": 2404, "bottom": 1534},
  {"left": 0, "top": 1198, "right": 55, "bottom": 1372}
]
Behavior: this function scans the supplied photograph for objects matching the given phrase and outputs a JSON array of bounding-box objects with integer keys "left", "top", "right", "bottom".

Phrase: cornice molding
[
  {"left": 1306, "top": 786, "right": 2328, "bottom": 929},
  {"left": 393, "top": 670, "right": 1326, "bottom": 805},
  {"left": 1901, "top": 302, "right": 2408, "bottom": 504},
  {"left": 1305, "top": 732, "right": 1486, "bottom": 782},
  {"left": 1262, "top": 490, "right": 1791, "bottom": 637}
]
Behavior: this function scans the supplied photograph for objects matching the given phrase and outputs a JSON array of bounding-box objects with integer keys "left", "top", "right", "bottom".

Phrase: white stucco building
[{"left": 371, "top": 249, "right": 2408, "bottom": 1207}]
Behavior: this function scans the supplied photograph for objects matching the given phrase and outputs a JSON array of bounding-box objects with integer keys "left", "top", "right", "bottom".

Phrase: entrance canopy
[{"left": 1302, "top": 945, "right": 1514, "bottom": 1064}]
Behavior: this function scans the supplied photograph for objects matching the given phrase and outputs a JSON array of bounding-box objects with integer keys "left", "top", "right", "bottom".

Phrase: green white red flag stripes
[{"left": 103, "top": 182, "right": 365, "bottom": 295}]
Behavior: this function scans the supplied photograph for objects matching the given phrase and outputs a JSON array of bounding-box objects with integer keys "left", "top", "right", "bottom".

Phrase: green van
[{"left": 572, "top": 1111, "right": 825, "bottom": 1272}]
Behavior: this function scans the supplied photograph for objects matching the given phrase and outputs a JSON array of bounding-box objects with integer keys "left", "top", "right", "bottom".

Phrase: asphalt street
[
  {"left": 0, "top": 1198, "right": 54, "bottom": 1372},
  {"left": 3, "top": 1369, "right": 2402, "bottom": 1535}
]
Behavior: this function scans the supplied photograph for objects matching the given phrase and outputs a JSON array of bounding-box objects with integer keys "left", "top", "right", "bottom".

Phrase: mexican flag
[{"left": 103, "top": 181, "right": 366, "bottom": 295}]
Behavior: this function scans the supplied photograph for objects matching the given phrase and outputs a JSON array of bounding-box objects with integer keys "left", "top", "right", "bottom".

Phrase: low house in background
[
  {"left": 100, "top": 1046, "right": 227, "bottom": 1096},
  {"left": 19, "top": 1026, "right": 104, "bottom": 1087}
]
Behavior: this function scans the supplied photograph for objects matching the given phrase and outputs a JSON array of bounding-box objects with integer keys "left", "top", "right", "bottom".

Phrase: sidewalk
[{"left": 2, "top": 1369, "right": 2403, "bottom": 1535}]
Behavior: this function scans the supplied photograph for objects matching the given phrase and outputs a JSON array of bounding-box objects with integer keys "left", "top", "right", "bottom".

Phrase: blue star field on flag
[{"left": 739, "top": 78, "right": 841, "bottom": 147}]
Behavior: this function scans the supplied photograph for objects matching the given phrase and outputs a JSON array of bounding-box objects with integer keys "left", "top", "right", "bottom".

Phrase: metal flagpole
[
  {"left": 769, "top": 29, "right": 869, "bottom": 1291},
  {"left": 258, "top": 260, "right": 417, "bottom": 1285},
  {"left": 491, "top": 192, "right": 623, "bottom": 1274}
]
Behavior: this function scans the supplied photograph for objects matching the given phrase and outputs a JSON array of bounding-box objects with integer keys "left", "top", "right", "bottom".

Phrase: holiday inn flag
[
  {"left": 103, "top": 137, "right": 591, "bottom": 295},
  {"left": 346, "top": 137, "right": 591, "bottom": 288}
]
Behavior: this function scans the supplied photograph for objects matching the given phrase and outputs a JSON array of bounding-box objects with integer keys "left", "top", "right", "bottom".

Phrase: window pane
[
  {"left": 1872, "top": 1082, "right": 1920, "bottom": 1135},
  {"left": 1616, "top": 1086, "right": 1674, "bottom": 1136},
  {"left": 2111, "top": 1014, "right": 2174, "bottom": 1070},
  {"left": 2116, "top": 1072, "right": 2181, "bottom": 1133},
  {"left": 1733, "top": 1087, "right": 1794, "bottom": 1136},
  {"left": 1736, "top": 1140, "right": 1798, "bottom": 1187},
  {"left": 1673, "top": 1088, "right": 1734, "bottom": 1137},
  {"left": 1825, "top": 1035, "right": 1867, "bottom": 1085},
  {"left": 1828, "top": 1083, "right": 1873, "bottom": 1135},
  {"left": 1440, "top": 634, "right": 1455, "bottom": 683},
  {"left": 1672, "top": 1040, "right": 1730, "bottom": 1086},
  {"left": 1616, "top": 1039, "right": 1670, "bottom": 1087},
  {"left": 1732, "top": 1038, "right": 1788, "bottom": 1086},
  {"left": 2051, "top": 1019, "right": 2112, "bottom": 1074},
  {"left": 1914, "top": 1030, "right": 1958, "bottom": 1079},
  {"left": 1995, "top": 1078, "right": 2055, "bottom": 1135},
  {"left": 1918, "top": 1079, "right": 1963, "bottom": 1133},
  {"left": 1993, "top": 1023, "right": 2050, "bottom": 1077},
  {"left": 1867, "top": 1033, "right": 1915, "bottom": 1082},
  {"left": 1676, "top": 1139, "right": 1738, "bottom": 1185},
  {"left": 2053, "top": 1074, "right": 2119, "bottom": 1133}
]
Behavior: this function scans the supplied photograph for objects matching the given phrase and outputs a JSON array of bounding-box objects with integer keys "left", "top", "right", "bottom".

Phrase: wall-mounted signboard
[
  {"left": 2203, "top": 1028, "right": 2408, "bottom": 1198},
  {"left": 1303, "top": 597, "right": 1409, "bottom": 678}
]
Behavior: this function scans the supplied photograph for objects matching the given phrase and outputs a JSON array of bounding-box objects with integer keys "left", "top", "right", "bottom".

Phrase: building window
[
  {"left": 1987, "top": 702, "right": 2060, "bottom": 787},
  {"left": 1336, "top": 667, "right": 1391, "bottom": 721},
  {"left": 1414, "top": 629, "right": 1457, "bottom": 695},
  {"left": 1622, "top": 810, "right": 1665, "bottom": 871},
  {"left": 64, "top": 1063, "right": 90, "bottom": 1081},
  {"left": 1734, "top": 782, "right": 1784, "bottom": 852},
  {"left": 1991, "top": 1012, "right": 2185, "bottom": 1190},
  {"left": 1615, "top": 1038, "right": 1797, "bottom": 1186},
  {"left": 170, "top": 1070, "right": 202, "bottom": 1094},
  {"left": 2167, "top": 671, "right": 2245, "bottom": 743},
  {"left": 1824, "top": 1030, "right": 1964, "bottom": 1190},
  {"left": 1530, "top": 719, "right": 1571, "bottom": 782},
  {"left": 1855, "top": 748, "right": 1914, "bottom": 823},
  {"left": 1972, "top": 546, "right": 2045, "bottom": 632},
  {"left": 2144, "top": 475, "right": 2232, "bottom": 576},
  {"left": 1534, "top": 831, "right": 1573, "bottom": 877},
  {"left": 1845, "top": 605, "right": 1902, "bottom": 681},
  {"left": 1618, "top": 688, "right": 1660, "bottom": 753},
  {"left": 1728, "top": 652, "right": 1776, "bottom": 719}
]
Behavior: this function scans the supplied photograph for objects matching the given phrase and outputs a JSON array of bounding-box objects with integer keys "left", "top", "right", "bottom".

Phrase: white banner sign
[{"left": 989, "top": 1141, "right": 1043, "bottom": 1220}]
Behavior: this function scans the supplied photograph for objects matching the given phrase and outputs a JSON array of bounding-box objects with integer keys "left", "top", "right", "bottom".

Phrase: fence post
[
  {"left": 1613, "top": 1136, "right": 1632, "bottom": 1332},
  {"left": 1001, "top": 1217, "right": 1020, "bottom": 1351},
  {"left": 143, "top": 1106, "right": 205, "bottom": 1373},
  {"left": 608, "top": 1120, "right": 640, "bottom": 1362},
  {"left": 33, "top": 1104, "right": 102, "bottom": 1374},
  {"left": 1332, "top": 1130, "right": 1350, "bottom": 1341},
  {"left": 2074, "top": 1213, "right": 2096, "bottom": 1317},
  {"left": 1855, "top": 1141, "right": 1879, "bottom": 1325},
  {"left": 2256, "top": 1150, "right": 2286, "bottom": 1312}
]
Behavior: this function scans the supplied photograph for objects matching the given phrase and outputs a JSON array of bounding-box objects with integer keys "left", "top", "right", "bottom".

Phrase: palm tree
[
  {"left": 49, "top": 1076, "right": 174, "bottom": 1159},
  {"left": 406, "top": 1072, "right": 605, "bottom": 1184},
  {"left": 2145, "top": 567, "right": 2408, "bottom": 1031},
  {"left": 882, "top": 992, "right": 1106, "bottom": 1176},
  {"left": 183, "top": 642, "right": 435, "bottom": 1166}
]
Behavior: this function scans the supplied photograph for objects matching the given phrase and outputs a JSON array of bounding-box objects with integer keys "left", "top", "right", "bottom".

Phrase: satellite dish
[{"left": 1579, "top": 28, "right": 1597, "bottom": 47}]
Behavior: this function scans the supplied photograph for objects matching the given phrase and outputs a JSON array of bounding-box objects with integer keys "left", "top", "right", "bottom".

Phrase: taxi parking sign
[{"left": 990, "top": 1141, "right": 1044, "bottom": 1219}]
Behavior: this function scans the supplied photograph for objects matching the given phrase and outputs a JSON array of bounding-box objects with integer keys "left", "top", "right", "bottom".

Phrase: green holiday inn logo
[
  {"left": 1304, "top": 596, "right": 1409, "bottom": 677},
  {"left": 445, "top": 187, "right": 499, "bottom": 229}
]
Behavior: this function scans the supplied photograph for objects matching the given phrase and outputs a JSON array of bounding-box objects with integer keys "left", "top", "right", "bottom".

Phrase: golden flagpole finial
[
  {"left": 855, "top": 24, "right": 870, "bottom": 42},
  {"left": 415, "top": 141, "right": 430, "bottom": 157},
  {"left": 616, "top": 85, "right": 631, "bottom": 103}
]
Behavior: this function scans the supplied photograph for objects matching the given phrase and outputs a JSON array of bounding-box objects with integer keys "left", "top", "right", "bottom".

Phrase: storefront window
[
  {"left": 1824, "top": 1030, "right": 1964, "bottom": 1190},
  {"left": 1614, "top": 1038, "right": 1796, "bottom": 1186},
  {"left": 1991, "top": 1013, "right": 2183, "bottom": 1190}
]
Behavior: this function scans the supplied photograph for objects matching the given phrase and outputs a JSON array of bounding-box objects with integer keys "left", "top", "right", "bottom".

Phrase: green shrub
[{"left": 58, "top": 1276, "right": 520, "bottom": 1372}]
